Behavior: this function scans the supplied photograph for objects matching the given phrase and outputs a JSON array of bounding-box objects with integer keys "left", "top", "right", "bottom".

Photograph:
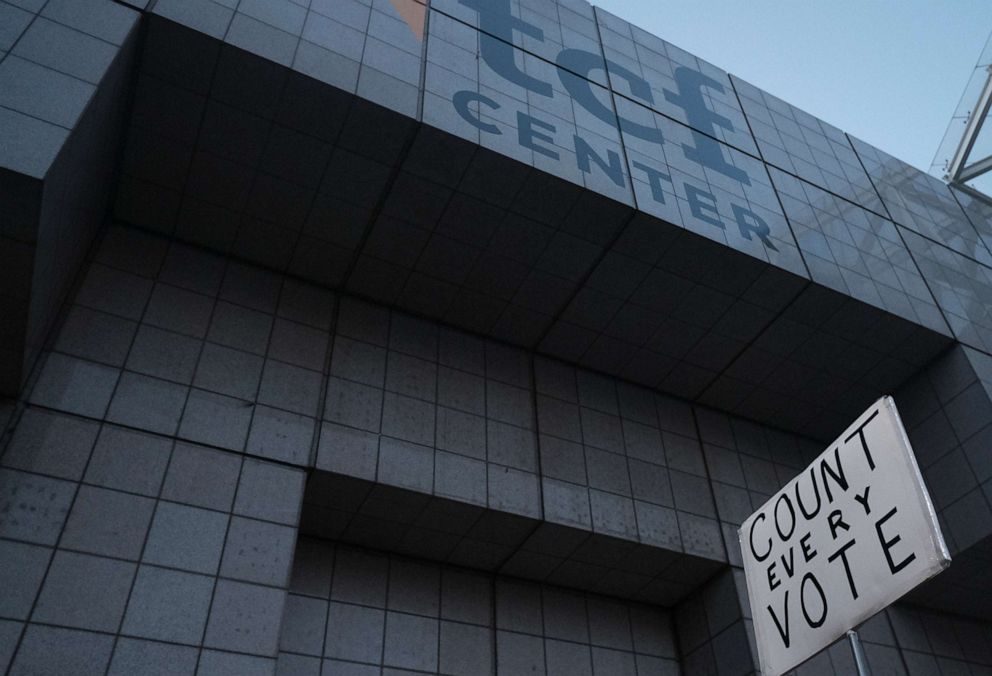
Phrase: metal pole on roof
[{"left": 946, "top": 66, "right": 992, "bottom": 183}]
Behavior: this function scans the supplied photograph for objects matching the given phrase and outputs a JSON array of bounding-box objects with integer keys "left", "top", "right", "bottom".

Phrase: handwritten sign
[{"left": 740, "top": 396, "right": 950, "bottom": 676}]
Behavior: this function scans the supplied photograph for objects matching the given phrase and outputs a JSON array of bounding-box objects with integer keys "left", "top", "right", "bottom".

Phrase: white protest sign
[{"left": 739, "top": 396, "right": 950, "bottom": 676}]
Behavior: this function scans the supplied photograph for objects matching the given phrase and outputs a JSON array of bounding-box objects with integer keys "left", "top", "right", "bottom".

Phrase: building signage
[
  {"left": 451, "top": 0, "right": 781, "bottom": 252},
  {"left": 739, "top": 397, "right": 950, "bottom": 676}
]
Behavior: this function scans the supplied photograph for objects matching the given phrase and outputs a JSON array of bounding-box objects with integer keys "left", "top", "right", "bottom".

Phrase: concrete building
[{"left": 1, "top": 0, "right": 991, "bottom": 674}]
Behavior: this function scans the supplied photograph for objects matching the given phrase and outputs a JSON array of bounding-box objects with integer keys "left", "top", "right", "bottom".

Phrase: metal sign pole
[{"left": 847, "top": 630, "right": 872, "bottom": 676}]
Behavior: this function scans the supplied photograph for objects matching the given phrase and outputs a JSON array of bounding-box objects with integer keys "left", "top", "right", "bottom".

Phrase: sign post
[
  {"left": 739, "top": 396, "right": 950, "bottom": 676},
  {"left": 847, "top": 630, "right": 871, "bottom": 676}
]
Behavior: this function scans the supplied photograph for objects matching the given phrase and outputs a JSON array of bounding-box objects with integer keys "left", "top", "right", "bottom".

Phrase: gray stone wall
[
  {"left": 0, "top": 0, "right": 141, "bottom": 395},
  {"left": 3, "top": 223, "right": 992, "bottom": 675},
  {"left": 3, "top": 2, "right": 992, "bottom": 673},
  {"left": 276, "top": 536, "right": 679, "bottom": 675}
]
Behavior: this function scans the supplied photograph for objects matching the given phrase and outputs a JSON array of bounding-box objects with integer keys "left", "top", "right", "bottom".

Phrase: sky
[{"left": 592, "top": 0, "right": 992, "bottom": 173}]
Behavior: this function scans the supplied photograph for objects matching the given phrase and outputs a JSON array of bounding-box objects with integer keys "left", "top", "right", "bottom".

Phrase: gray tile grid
[
  {"left": 116, "top": 3, "right": 423, "bottom": 290},
  {"left": 302, "top": 297, "right": 737, "bottom": 604},
  {"left": 691, "top": 406, "right": 819, "bottom": 567},
  {"left": 952, "top": 184, "right": 992, "bottom": 259},
  {"left": 596, "top": 8, "right": 758, "bottom": 158},
  {"left": 302, "top": 308, "right": 843, "bottom": 609},
  {"left": 12, "top": 219, "right": 985, "bottom": 629},
  {"left": 424, "top": 7, "right": 633, "bottom": 204},
  {"left": 731, "top": 75, "right": 885, "bottom": 216},
  {"left": 522, "top": 79, "right": 816, "bottom": 403},
  {"left": 313, "top": 295, "right": 544, "bottom": 523},
  {"left": 412, "top": 8, "right": 641, "bottom": 346},
  {"left": 101, "top": 0, "right": 965, "bottom": 453},
  {"left": 119, "top": 64, "right": 338, "bottom": 279},
  {"left": 430, "top": 0, "right": 601, "bottom": 86},
  {"left": 32, "top": 225, "right": 970, "bottom": 615},
  {"left": 0, "top": 403, "right": 306, "bottom": 674},
  {"left": 0, "top": 2, "right": 992, "bottom": 674},
  {"left": 302, "top": 0, "right": 426, "bottom": 115},
  {"left": 533, "top": 357, "right": 724, "bottom": 559},
  {"left": 425, "top": 2, "right": 805, "bottom": 364},
  {"left": 275, "top": 535, "right": 680, "bottom": 675},
  {"left": 0, "top": 0, "right": 138, "bottom": 196},
  {"left": 149, "top": 0, "right": 426, "bottom": 113},
  {"left": 851, "top": 135, "right": 992, "bottom": 268},
  {"left": 697, "top": 279, "right": 953, "bottom": 440},
  {"left": 358, "top": 142, "right": 632, "bottom": 350},
  {"left": 875, "top": 604, "right": 992, "bottom": 676},
  {"left": 17, "top": 222, "right": 809, "bottom": 599},
  {"left": 0, "top": 0, "right": 137, "bottom": 132},
  {"left": 28, "top": 224, "right": 333, "bottom": 467},
  {"left": 425, "top": 3, "right": 852, "bottom": 298},
  {"left": 770, "top": 167, "right": 949, "bottom": 334},
  {"left": 674, "top": 568, "right": 761, "bottom": 676},
  {"left": 901, "top": 226, "right": 992, "bottom": 355},
  {"left": 537, "top": 207, "right": 807, "bottom": 401},
  {"left": 890, "top": 344, "right": 992, "bottom": 621},
  {"left": 1, "top": 0, "right": 139, "bottom": 398},
  {"left": 610, "top": 90, "right": 806, "bottom": 274},
  {"left": 5, "top": 1, "right": 992, "bottom": 674},
  {"left": 146, "top": 0, "right": 810, "bottom": 408}
]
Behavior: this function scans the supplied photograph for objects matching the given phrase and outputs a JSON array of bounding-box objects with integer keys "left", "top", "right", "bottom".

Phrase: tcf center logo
[{"left": 449, "top": 0, "right": 780, "bottom": 251}]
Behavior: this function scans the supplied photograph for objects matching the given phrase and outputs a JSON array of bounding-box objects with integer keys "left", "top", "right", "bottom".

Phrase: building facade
[{"left": 1, "top": 0, "right": 992, "bottom": 674}]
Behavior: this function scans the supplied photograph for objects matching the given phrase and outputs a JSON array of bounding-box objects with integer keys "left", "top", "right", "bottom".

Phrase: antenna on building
[{"left": 932, "top": 30, "right": 992, "bottom": 201}]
